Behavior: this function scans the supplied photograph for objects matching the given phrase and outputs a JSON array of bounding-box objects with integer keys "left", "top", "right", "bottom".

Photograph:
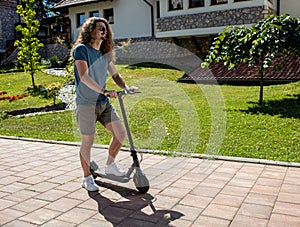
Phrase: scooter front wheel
[{"left": 133, "top": 172, "right": 150, "bottom": 194}]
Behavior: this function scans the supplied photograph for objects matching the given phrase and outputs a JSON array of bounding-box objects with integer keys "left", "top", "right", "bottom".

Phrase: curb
[{"left": 1, "top": 135, "right": 299, "bottom": 168}]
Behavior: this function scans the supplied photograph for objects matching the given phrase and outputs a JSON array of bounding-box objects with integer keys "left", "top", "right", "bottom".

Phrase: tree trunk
[
  {"left": 31, "top": 71, "right": 36, "bottom": 89},
  {"left": 258, "top": 56, "right": 265, "bottom": 105},
  {"left": 259, "top": 71, "right": 264, "bottom": 105}
]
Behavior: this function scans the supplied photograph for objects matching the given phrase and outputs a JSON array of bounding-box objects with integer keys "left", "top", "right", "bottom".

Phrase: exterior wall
[
  {"left": 159, "top": 0, "right": 267, "bottom": 17},
  {"left": 115, "top": 35, "right": 214, "bottom": 64},
  {"left": 65, "top": 0, "right": 279, "bottom": 63},
  {"left": 0, "top": 1, "right": 19, "bottom": 53},
  {"left": 280, "top": 0, "right": 300, "bottom": 18},
  {"left": 38, "top": 44, "right": 70, "bottom": 61},
  {"left": 64, "top": 0, "right": 279, "bottom": 41},
  {"left": 157, "top": 6, "right": 265, "bottom": 37},
  {"left": 68, "top": 0, "right": 154, "bottom": 42},
  {"left": 157, "top": 0, "right": 276, "bottom": 37}
]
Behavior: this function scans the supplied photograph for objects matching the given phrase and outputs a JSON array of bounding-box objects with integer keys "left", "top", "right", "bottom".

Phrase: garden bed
[{"left": 5, "top": 103, "right": 67, "bottom": 117}]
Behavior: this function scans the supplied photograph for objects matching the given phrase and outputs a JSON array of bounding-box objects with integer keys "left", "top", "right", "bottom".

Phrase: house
[
  {"left": 0, "top": 0, "right": 71, "bottom": 64},
  {"left": 52, "top": 0, "right": 299, "bottom": 84},
  {"left": 53, "top": 0, "right": 299, "bottom": 59},
  {"left": 1, "top": 0, "right": 298, "bottom": 82},
  {"left": 53, "top": 0, "right": 299, "bottom": 43}
]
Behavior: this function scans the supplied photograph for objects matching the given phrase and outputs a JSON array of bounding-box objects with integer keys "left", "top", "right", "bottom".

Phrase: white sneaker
[
  {"left": 105, "top": 162, "right": 126, "bottom": 176},
  {"left": 82, "top": 175, "right": 99, "bottom": 191}
]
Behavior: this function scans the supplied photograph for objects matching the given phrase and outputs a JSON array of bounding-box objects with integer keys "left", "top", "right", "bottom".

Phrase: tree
[
  {"left": 15, "top": 0, "right": 44, "bottom": 89},
  {"left": 36, "top": 0, "right": 63, "bottom": 18},
  {"left": 202, "top": 14, "right": 300, "bottom": 104},
  {"left": 46, "top": 82, "right": 62, "bottom": 105}
]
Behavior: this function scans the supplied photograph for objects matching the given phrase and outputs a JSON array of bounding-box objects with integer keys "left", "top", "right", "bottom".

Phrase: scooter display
[{"left": 90, "top": 88, "right": 150, "bottom": 194}]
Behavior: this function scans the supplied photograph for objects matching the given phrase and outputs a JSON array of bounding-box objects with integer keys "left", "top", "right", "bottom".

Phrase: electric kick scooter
[{"left": 90, "top": 88, "right": 150, "bottom": 194}]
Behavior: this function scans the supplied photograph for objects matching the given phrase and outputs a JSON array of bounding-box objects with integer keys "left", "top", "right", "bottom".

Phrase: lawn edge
[{"left": 1, "top": 135, "right": 299, "bottom": 168}]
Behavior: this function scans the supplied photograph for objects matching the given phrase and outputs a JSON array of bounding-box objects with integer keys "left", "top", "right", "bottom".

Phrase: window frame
[
  {"left": 89, "top": 10, "right": 99, "bottom": 18},
  {"left": 211, "top": 0, "right": 228, "bottom": 6},
  {"left": 103, "top": 8, "right": 114, "bottom": 24},
  {"left": 189, "top": 0, "right": 205, "bottom": 8},
  {"left": 76, "top": 13, "right": 85, "bottom": 27},
  {"left": 234, "top": 0, "right": 251, "bottom": 2},
  {"left": 169, "top": 0, "right": 183, "bottom": 11}
]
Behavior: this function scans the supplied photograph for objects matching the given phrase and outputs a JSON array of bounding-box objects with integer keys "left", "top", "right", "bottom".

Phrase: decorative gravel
[{"left": 44, "top": 68, "right": 76, "bottom": 110}]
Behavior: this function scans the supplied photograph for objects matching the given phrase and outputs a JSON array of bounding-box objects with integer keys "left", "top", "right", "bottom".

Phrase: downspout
[
  {"left": 143, "top": 0, "right": 155, "bottom": 37},
  {"left": 277, "top": 0, "right": 280, "bottom": 16}
]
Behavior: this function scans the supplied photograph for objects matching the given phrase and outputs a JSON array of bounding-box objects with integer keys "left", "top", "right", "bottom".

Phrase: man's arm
[
  {"left": 108, "top": 62, "right": 128, "bottom": 89},
  {"left": 75, "top": 60, "right": 106, "bottom": 94}
]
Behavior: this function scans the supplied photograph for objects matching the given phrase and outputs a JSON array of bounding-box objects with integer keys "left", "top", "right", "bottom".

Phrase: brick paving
[{"left": 0, "top": 137, "right": 300, "bottom": 227}]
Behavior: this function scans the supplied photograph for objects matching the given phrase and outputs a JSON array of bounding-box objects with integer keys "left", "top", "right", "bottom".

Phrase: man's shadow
[{"left": 88, "top": 180, "right": 184, "bottom": 226}]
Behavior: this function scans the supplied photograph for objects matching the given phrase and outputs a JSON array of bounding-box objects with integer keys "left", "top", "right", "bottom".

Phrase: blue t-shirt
[{"left": 73, "top": 43, "right": 109, "bottom": 105}]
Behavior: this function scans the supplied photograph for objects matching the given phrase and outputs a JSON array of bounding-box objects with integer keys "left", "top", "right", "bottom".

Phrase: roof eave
[{"left": 52, "top": 0, "right": 112, "bottom": 10}]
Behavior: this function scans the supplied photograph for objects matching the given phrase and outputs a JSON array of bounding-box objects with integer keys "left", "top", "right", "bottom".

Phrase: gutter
[{"left": 143, "top": 0, "right": 155, "bottom": 37}]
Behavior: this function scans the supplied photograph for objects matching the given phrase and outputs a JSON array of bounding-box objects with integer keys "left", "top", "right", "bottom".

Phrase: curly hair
[{"left": 70, "top": 17, "right": 115, "bottom": 62}]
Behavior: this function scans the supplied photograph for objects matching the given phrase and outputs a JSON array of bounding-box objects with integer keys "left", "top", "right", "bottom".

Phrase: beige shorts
[{"left": 76, "top": 102, "right": 120, "bottom": 135}]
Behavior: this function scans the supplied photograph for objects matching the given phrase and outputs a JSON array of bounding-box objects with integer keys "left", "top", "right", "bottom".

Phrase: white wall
[
  {"left": 280, "top": 0, "right": 300, "bottom": 18},
  {"left": 113, "top": 0, "right": 155, "bottom": 39},
  {"left": 69, "top": 0, "right": 154, "bottom": 42},
  {"left": 67, "top": 0, "right": 286, "bottom": 42}
]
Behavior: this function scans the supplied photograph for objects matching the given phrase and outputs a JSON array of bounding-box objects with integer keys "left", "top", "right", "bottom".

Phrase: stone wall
[
  {"left": 1, "top": 44, "right": 70, "bottom": 65},
  {"left": 157, "top": 6, "right": 265, "bottom": 32},
  {"left": 0, "top": 5, "right": 19, "bottom": 51},
  {"left": 38, "top": 44, "right": 70, "bottom": 61},
  {"left": 115, "top": 36, "right": 214, "bottom": 66}
]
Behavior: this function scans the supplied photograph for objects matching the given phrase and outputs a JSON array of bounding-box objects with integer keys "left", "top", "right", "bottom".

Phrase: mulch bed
[
  {"left": 5, "top": 103, "right": 67, "bottom": 117},
  {"left": 179, "top": 55, "right": 300, "bottom": 85}
]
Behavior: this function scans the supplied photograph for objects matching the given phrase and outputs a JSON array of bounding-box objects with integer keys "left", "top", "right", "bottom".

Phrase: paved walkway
[{"left": 0, "top": 137, "right": 300, "bottom": 227}]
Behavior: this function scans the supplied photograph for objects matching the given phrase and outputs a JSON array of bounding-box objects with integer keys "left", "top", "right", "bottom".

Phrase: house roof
[
  {"left": 179, "top": 55, "right": 300, "bottom": 85},
  {"left": 52, "top": 0, "right": 111, "bottom": 10}
]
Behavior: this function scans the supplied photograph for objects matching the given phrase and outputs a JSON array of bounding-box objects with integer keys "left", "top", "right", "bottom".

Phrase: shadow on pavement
[{"left": 88, "top": 181, "right": 184, "bottom": 226}]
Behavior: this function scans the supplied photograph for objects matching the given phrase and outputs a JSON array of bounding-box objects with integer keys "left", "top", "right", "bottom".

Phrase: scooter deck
[{"left": 93, "top": 169, "right": 131, "bottom": 183}]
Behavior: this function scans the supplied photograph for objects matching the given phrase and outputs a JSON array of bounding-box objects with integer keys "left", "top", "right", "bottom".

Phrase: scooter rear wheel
[
  {"left": 90, "top": 168, "right": 97, "bottom": 179},
  {"left": 137, "top": 186, "right": 150, "bottom": 194}
]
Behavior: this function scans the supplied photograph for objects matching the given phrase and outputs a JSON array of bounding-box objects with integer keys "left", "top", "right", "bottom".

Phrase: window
[
  {"left": 89, "top": 11, "right": 99, "bottom": 17},
  {"left": 211, "top": 0, "right": 228, "bottom": 5},
  {"left": 234, "top": 0, "right": 250, "bottom": 2},
  {"left": 169, "top": 0, "right": 183, "bottom": 11},
  {"left": 189, "top": 0, "right": 204, "bottom": 8},
  {"left": 77, "top": 13, "right": 85, "bottom": 27},
  {"left": 103, "top": 8, "right": 114, "bottom": 24}
]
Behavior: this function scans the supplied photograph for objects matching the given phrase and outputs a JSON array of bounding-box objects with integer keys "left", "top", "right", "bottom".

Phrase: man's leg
[
  {"left": 105, "top": 120, "right": 126, "bottom": 165},
  {"left": 80, "top": 134, "right": 95, "bottom": 177}
]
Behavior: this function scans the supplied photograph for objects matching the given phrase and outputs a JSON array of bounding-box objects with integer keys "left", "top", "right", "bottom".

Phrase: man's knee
[
  {"left": 117, "top": 125, "right": 126, "bottom": 142},
  {"left": 81, "top": 134, "right": 94, "bottom": 150},
  {"left": 107, "top": 121, "right": 126, "bottom": 142}
]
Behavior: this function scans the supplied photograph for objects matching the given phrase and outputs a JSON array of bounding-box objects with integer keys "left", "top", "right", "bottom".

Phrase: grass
[
  {"left": 0, "top": 65, "right": 299, "bottom": 162},
  {"left": 0, "top": 70, "right": 67, "bottom": 112}
]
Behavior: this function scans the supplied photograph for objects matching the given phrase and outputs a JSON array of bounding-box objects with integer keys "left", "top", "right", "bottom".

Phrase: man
[{"left": 71, "top": 17, "right": 136, "bottom": 191}]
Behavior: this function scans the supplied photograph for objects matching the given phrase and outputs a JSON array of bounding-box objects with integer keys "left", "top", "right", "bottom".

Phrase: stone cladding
[
  {"left": 0, "top": 3, "right": 19, "bottom": 51},
  {"left": 157, "top": 6, "right": 265, "bottom": 32}
]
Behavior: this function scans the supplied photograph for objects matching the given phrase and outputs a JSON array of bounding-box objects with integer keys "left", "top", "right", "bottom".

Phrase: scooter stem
[{"left": 117, "top": 91, "right": 136, "bottom": 152}]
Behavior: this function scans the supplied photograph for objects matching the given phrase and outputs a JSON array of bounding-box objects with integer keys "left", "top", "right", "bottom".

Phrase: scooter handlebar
[
  {"left": 105, "top": 87, "right": 140, "bottom": 98},
  {"left": 118, "top": 88, "right": 140, "bottom": 97}
]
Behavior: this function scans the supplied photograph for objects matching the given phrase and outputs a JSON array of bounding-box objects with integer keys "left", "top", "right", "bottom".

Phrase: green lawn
[
  {"left": 0, "top": 66, "right": 299, "bottom": 162},
  {"left": 0, "top": 71, "right": 67, "bottom": 112}
]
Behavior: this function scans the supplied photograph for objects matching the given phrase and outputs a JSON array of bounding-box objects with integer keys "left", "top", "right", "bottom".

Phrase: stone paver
[{"left": 0, "top": 137, "right": 300, "bottom": 226}]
